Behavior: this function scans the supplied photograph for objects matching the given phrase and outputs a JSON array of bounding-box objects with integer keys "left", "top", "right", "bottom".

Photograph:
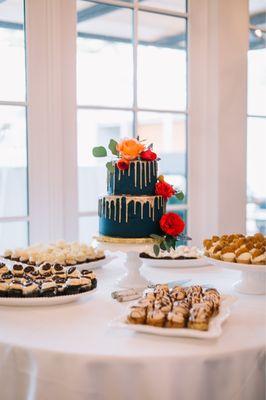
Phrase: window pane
[
  {"left": 138, "top": 12, "right": 186, "bottom": 111},
  {"left": 247, "top": 117, "right": 266, "bottom": 235},
  {"left": 79, "top": 216, "right": 98, "bottom": 242},
  {"left": 248, "top": 35, "right": 266, "bottom": 116},
  {"left": 77, "top": 1, "right": 133, "bottom": 107},
  {"left": 0, "top": 221, "right": 28, "bottom": 253},
  {"left": 0, "top": 0, "right": 26, "bottom": 102},
  {"left": 140, "top": 0, "right": 186, "bottom": 13},
  {"left": 0, "top": 106, "right": 27, "bottom": 218},
  {"left": 78, "top": 109, "right": 133, "bottom": 213},
  {"left": 249, "top": 1, "right": 266, "bottom": 29},
  {"left": 138, "top": 112, "right": 187, "bottom": 204}
]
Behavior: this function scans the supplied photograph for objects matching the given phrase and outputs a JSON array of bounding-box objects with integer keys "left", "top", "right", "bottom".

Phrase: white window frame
[{"left": 21, "top": 0, "right": 249, "bottom": 247}]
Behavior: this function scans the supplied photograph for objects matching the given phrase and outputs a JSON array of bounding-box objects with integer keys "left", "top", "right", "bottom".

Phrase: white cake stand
[
  {"left": 94, "top": 236, "right": 154, "bottom": 288},
  {"left": 205, "top": 257, "right": 266, "bottom": 295}
]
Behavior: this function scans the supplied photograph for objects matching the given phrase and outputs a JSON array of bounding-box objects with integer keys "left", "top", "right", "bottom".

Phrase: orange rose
[{"left": 116, "top": 138, "right": 145, "bottom": 161}]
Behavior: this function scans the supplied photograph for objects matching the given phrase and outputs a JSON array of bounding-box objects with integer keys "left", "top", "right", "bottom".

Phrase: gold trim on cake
[{"left": 94, "top": 235, "right": 155, "bottom": 244}]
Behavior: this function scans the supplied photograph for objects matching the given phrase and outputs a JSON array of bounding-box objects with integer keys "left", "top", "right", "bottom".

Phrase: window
[
  {"left": 0, "top": 0, "right": 28, "bottom": 252},
  {"left": 247, "top": 1, "right": 266, "bottom": 234},
  {"left": 77, "top": 0, "right": 188, "bottom": 241}
]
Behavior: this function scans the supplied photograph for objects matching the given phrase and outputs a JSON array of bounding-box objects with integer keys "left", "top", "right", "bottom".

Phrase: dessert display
[
  {"left": 0, "top": 261, "right": 97, "bottom": 298},
  {"left": 2, "top": 240, "right": 105, "bottom": 266},
  {"left": 140, "top": 245, "right": 201, "bottom": 260},
  {"left": 126, "top": 284, "right": 221, "bottom": 331},
  {"left": 93, "top": 137, "right": 186, "bottom": 241},
  {"left": 203, "top": 233, "right": 266, "bottom": 265}
]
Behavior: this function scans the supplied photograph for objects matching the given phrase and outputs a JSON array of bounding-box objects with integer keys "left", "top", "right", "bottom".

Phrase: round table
[{"left": 0, "top": 258, "right": 265, "bottom": 400}]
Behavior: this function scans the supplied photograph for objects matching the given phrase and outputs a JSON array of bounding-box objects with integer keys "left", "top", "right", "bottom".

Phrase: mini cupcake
[
  {"left": 23, "top": 281, "right": 39, "bottom": 298},
  {"left": 172, "top": 301, "right": 190, "bottom": 319},
  {"left": 23, "top": 266, "right": 36, "bottom": 279},
  {"left": 51, "top": 264, "right": 66, "bottom": 278},
  {"left": 166, "top": 311, "right": 185, "bottom": 328},
  {"left": 251, "top": 249, "right": 266, "bottom": 265},
  {"left": 79, "top": 277, "right": 92, "bottom": 293},
  {"left": 40, "top": 279, "right": 57, "bottom": 297},
  {"left": 236, "top": 252, "right": 251, "bottom": 264},
  {"left": 39, "top": 263, "right": 52, "bottom": 277},
  {"left": 1, "top": 271, "right": 13, "bottom": 283},
  {"left": 81, "top": 270, "right": 97, "bottom": 289},
  {"left": 221, "top": 247, "right": 236, "bottom": 263},
  {"left": 9, "top": 279, "right": 23, "bottom": 297},
  {"left": 127, "top": 305, "right": 146, "bottom": 324},
  {"left": 0, "top": 279, "right": 9, "bottom": 297},
  {"left": 65, "top": 277, "right": 82, "bottom": 295},
  {"left": 12, "top": 264, "right": 24, "bottom": 277},
  {"left": 0, "top": 263, "right": 9, "bottom": 276},
  {"left": 154, "top": 295, "right": 172, "bottom": 314},
  {"left": 146, "top": 309, "right": 165, "bottom": 327},
  {"left": 3, "top": 249, "right": 12, "bottom": 259},
  {"left": 67, "top": 267, "right": 80, "bottom": 278},
  {"left": 54, "top": 278, "right": 67, "bottom": 296},
  {"left": 186, "top": 285, "right": 203, "bottom": 298}
]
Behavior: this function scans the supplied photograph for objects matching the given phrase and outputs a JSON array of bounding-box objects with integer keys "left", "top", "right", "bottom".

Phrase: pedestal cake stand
[
  {"left": 95, "top": 236, "right": 155, "bottom": 288},
  {"left": 205, "top": 257, "right": 266, "bottom": 295}
]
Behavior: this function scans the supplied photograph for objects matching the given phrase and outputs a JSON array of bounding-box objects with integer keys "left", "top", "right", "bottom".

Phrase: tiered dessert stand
[{"left": 95, "top": 236, "right": 154, "bottom": 288}]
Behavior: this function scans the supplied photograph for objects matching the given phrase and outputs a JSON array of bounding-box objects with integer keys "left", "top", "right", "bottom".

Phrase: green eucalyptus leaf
[
  {"left": 175, "top": 191, "right": 184, "bottom": 201},
  {"left": 153, "top": 244, "right": 160, "bottom": 257},
  {"left": 164, "top": 239, "right": 170, "bottom": 252},
  {"left": 150, "top": 234, "right": 163, "bottom": 242},
  {"left": 108, "top": 139, "right": 119, "bottom": 156},
  {"left": 160, "top": 241, "right": 166, "bottom": 251},
  {"left": 106, "top": 161, "right": 115, "bottom": 174},
  {"left": 92, "top": 146, "right": 107, "bottom": 157}
]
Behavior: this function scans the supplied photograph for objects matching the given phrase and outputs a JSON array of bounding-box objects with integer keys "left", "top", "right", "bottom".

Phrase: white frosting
[
  {"left": 146, "top": 245, "right": 201, "bottom": 259},
  {"left": 238, "top": 252, "right": 251, "bottom": 262}
]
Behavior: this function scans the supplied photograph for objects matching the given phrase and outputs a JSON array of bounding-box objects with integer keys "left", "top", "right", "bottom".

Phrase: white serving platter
[
  {"left": 0, "top": 288, "right": 97, "bottom": 307},
  {"left": 140, "top": 256, "right": 210, "bottom": 269},
  {"left": 205, "top": 256, "right": 266, "bottom": 295},
  {"left": 110, "top": 295, "right": 236, "bottom": 339},
  {"left": 0, "top": 255, "right": 115, "bottom": 270}
]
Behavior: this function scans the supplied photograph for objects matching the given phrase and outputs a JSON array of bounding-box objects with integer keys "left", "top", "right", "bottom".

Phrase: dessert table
[{"left": 0, "top": 257, "right": 265, "bottom": 400}]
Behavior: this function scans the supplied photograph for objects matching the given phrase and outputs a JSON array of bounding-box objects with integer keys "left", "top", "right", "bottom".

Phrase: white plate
[
  {"left": 0, "top": 288, "right": 97, "bottom": 307},
  {"left": 0, "top": 255, "right": 115, "bottom": 270},
  {"left": 140, "top": 256, "right": 210, "bottom": 269},
  {"left": 110, "top": 295, "right": 236, "bottom": 339},
  {"left": 204, "top": 256, "right": 266, "bottom": 272}
]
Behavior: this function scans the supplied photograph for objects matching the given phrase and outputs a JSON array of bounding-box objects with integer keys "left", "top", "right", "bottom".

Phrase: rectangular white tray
[{"left": 110, "top": 295, "right": 236, "bottom": 339}]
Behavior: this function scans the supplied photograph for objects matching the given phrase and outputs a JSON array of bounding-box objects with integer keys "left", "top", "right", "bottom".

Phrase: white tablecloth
[{"left": 0, "top": 258, "right": 265, "bottom": 400}]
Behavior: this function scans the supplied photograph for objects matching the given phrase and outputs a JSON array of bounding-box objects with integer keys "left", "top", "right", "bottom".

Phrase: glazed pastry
[
  {"left": 146, "top": 309, "right": 165, "bottom": 327},
  {"left": 251, "top": 249, "right": 266, "bottom": 265},
  {"left": 166, "top": 311, "right": 186, "bottom": 328},
  {"left": 188, "top": 304, "right": 210, "bottom": 331},
  {"left": 172, "top": 301, "right": 190, "bottom": 319},
  {"left": 154, "top": 295, "right": 172, "bottom": 314},
  {"left": 171, "top": 286, "right": 186, "bottom": 301},
  {"left": 127, "top": 305, "right": 146, "bottom": 324}
]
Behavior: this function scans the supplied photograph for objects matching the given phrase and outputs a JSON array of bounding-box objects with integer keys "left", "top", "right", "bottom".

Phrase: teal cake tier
[
  {"left": 99, "top": 195, "right": 165, "bottom": 238},
  {"left": 107, "top": 160, "right": 158, "bottom": 196}
]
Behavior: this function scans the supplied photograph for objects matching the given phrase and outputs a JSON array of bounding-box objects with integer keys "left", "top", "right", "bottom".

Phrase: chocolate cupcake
[
  {"left": 81, "top": 270, "right": 97, "bottom": 289},
  {"left": 40, "top": 279, "right": 57, "bottom": 297},
  {"left": 23, "top": 265, "right": 36, "bottom": 279},
  {"left": 39, "top": 263, "right": 52, "bottom": 277},
  {"left": 12, "top": 264, "right": 24, "bottom": 277},
  {"left": 65, "top": 277, "right": 82, "bottom": 295},
  {"left": 0, "top": 263, "right": 9, "bottom": 276},
  {"left": 79, "top": 277, "right": 92, "bottom": 293},
  {"left": 0, "top": 279, "right": 9, "bottom": 297},
  {"left": 51, "top": 264, "right": 66, "bottom": 278},
  {"left": 9, "top": 279, "right": 23, "bottom": 297},
  {"left": 23, "top": 281, "right": 39, "bottom": 298},
  {"left": 54, "top": 278, "right": 67, "bottom": 296}
]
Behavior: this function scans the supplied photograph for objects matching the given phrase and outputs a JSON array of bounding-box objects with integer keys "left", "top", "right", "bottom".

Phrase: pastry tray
[{"left": 110, "top": 295, "right": 236, "bottom": 339}]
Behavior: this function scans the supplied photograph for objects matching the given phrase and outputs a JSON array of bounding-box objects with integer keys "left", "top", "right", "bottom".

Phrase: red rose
[
  {"left": 155, "top": 181, "right": 175, "bottom": 200},
  {"left": 159, "top": 212, "right": 185, "bottom": 237},
  {"left": 140, "top": 149, "right": 157, "bottom": 161},
  {"left": 117, "top": 158, "right": 130, "bottom": 171}
]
